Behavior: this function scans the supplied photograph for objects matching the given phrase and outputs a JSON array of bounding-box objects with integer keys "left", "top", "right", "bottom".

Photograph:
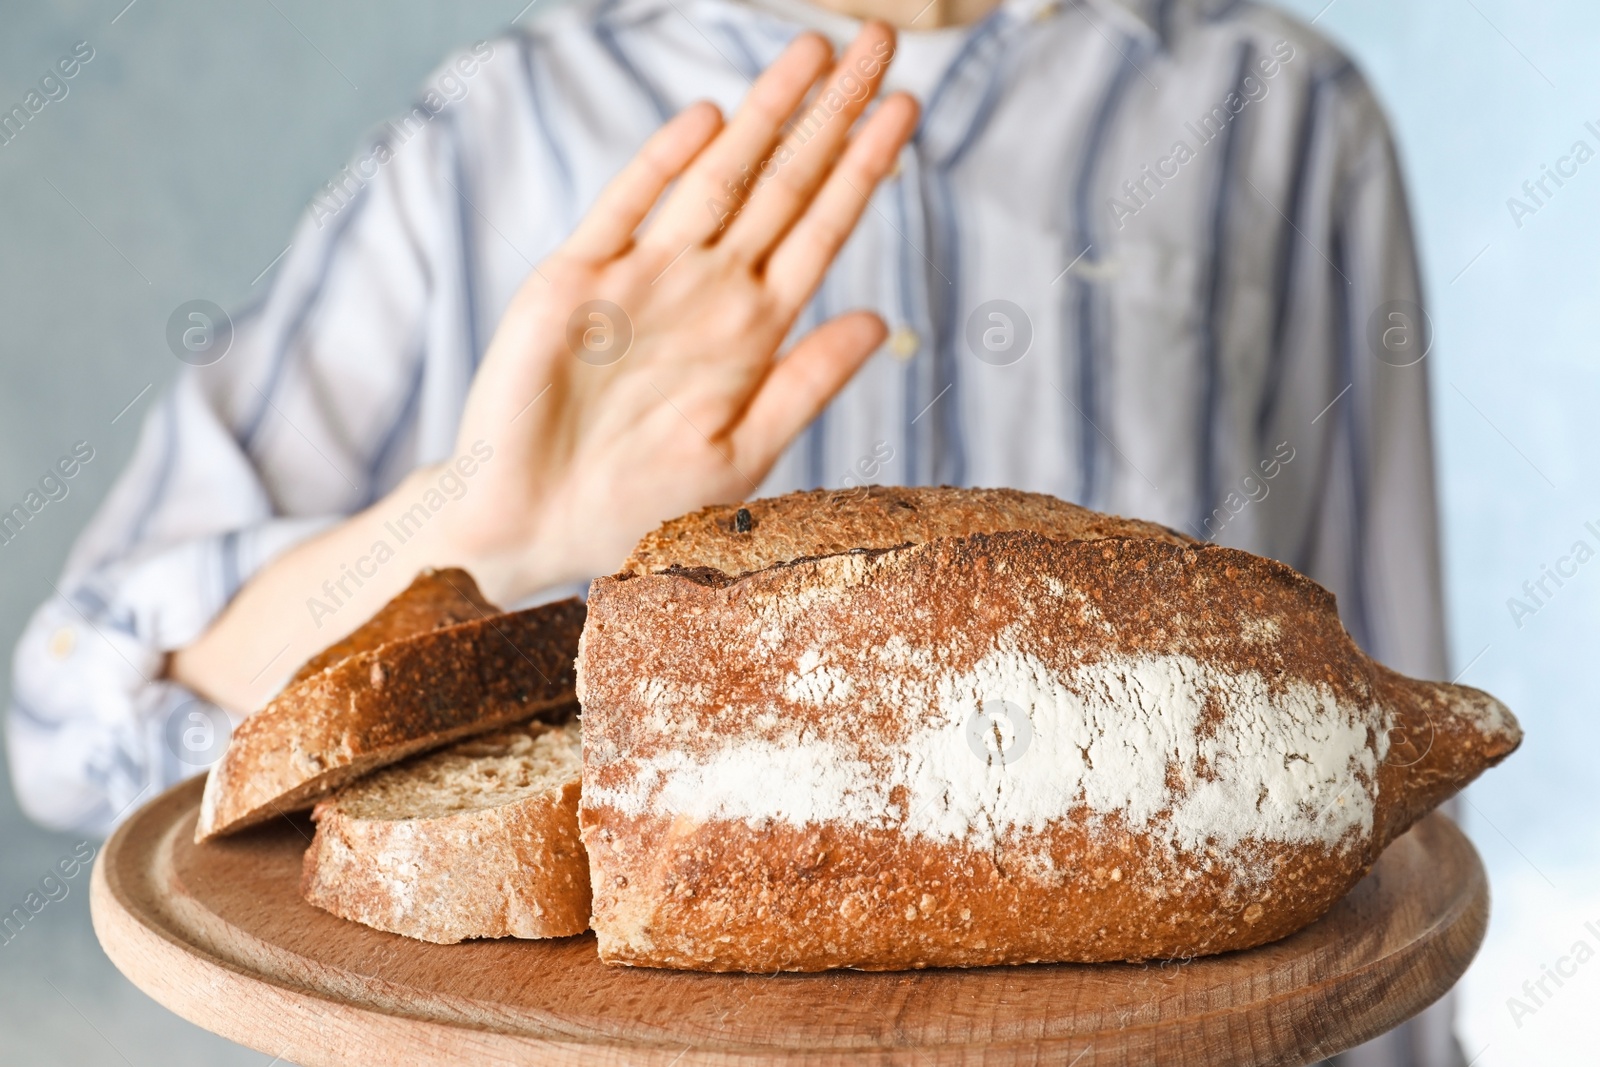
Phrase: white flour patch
[
  {"left": 1446, "top": 684, "right": 1519, "bottom": 738},
  {"left": 783, "top": 649, "right": 853, "bottom": 706},
  {"left": 634, "top": 675, "right": 711, "bottom": 731},
  {"left": 587, "top": 649, "right": 1383, "bottom": 856}
]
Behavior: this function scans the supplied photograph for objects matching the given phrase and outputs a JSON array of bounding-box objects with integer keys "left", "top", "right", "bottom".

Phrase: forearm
[{"left": 167, "top": 463, "right": 508, "bottom": 715}]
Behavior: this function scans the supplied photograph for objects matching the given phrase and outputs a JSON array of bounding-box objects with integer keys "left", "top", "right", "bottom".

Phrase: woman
[{"left": 11, "top": 2, "right": 1449, "bottom": 1061}]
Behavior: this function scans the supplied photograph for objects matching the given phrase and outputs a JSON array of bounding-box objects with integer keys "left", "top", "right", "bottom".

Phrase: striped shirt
[{"left": 12, "top": 0, "right": 1444, "bottom": 924}]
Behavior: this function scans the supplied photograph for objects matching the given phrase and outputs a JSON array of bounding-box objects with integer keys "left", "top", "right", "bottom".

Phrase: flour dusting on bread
[{"left": 585, "top": 646, "right": 1383, "bottom": 861}]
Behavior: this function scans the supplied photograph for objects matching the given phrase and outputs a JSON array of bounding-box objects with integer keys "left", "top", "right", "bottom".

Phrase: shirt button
[
  {"left": 889, "top": 325, "right": 920, "bottom": 361},
  {"left": 48, "top": 627, "right": 76, "bottom": 659}
]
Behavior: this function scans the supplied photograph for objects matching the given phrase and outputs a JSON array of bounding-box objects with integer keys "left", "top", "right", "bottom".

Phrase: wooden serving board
[{"left": 92, "top": 777, "right": 1486, "bottom": 1067}]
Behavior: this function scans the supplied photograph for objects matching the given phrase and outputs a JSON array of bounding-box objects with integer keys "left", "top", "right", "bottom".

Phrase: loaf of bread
[
  {"left": 301, "top": 717, "right": 589, "bottom": 943},
  {"left": 196, "top": 569, "right": 585, "bottom": 842},
  {"left": 577, "top": 487, "right": 1521, "bottom": 971}
]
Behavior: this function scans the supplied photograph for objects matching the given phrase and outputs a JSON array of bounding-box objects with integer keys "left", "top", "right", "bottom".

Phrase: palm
[{"left": 445, "top": 25, "right": 917, "bottom": 596}]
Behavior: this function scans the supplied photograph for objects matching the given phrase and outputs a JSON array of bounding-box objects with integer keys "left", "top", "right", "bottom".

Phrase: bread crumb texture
[
  {"left": 336, "top": 720, "right": 582, "bottom": 820},
  {"left": 302, "top": 718, "right": 591, "bottom": 943}
]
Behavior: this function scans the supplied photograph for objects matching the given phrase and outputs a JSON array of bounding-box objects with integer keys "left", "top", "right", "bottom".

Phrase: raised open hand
[
  {"left": 442, "top": 23, "right": 918, "bottom": 601},
  {"left": 166, "top": 25, "right": 916, "bottom": 713}
]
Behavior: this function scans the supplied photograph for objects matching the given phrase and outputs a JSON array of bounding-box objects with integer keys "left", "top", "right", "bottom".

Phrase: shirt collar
[
  {"left": 1086, "top": 0, "right": 1248, "bottom": 46},
  {"left": 1084, "top": 0, "right": 1163, "bottom": 36},
  {"left": 1069, "top": 0, "right": 1182, "bottom": 48},
  {"left": 594, "top": 0, "right": 1211, "bottom": 50}
]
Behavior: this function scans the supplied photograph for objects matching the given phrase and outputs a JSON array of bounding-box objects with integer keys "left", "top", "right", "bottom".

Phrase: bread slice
[
  {"left": 578, "top": 486, "right": 1521, "bottom": 971},
  {"left": 195, "top": 570, "right": 586, "bottom": 842},
  {"left": 286, "top": 566, "right": 499, "bottom": 686},
  {"left": 301, "top": 717, "right": 590, "bottom": 943}
]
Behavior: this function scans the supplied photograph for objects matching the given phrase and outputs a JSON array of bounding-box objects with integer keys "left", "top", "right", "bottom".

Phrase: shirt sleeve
[
  {"left": 1258, "top": 62, "right": 1448, "bottom": 682},
  {"left": 6, "top": 78, "right": 470, "bottom": 835}
]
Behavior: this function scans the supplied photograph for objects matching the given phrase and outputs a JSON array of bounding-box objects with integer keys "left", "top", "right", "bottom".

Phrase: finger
[
  {"left": 729, "top": 310, "right": 886, "bottom": 467},
  {"left": 561, "top": 101, "right": 724, "bottom": 262},
  {"left": 719, "top": 23, "right": 897, "bottom": 263},
  {"left": 641, "top": 33, "right": 834, "bottom": 251},
  {"left": 764, "top": 92, "right": 918, "bottom": 313}
]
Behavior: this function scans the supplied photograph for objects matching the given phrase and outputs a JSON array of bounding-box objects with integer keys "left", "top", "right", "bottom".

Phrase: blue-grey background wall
[
  {"left": 0, "top": 4, "right": 523, "bottom": 1063},
  {"left": 1270, "top": 2, "right": 1600, "bottom": 1060},
  {"left": 1, "top": 1, "right": 1594, "bottom": 1063}
]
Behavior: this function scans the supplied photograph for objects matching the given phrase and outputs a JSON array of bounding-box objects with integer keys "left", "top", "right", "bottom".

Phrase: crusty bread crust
[
  {"left": 287, "top": 567, "right": 498, "bottom": 687},
  {"left": 580, "top": 491, "right": 1521, "bottom": 971},
  {"left": 196, "top": 586, "right": 585, "bottom": 842},
  {"left": 622, "top": 485, "right": 1192, "bottom": 578},
  {"left": 301, "top": 718, "right": 590, "bottom": 944}
]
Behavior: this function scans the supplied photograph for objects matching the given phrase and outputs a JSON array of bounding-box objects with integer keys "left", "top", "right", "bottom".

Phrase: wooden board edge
[
  {"left": 88, "top": 778, "right": 1492, "bottom": 1067},
  {"left": 91, "top": 844, "right": 604, "bottom": 1067}
]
